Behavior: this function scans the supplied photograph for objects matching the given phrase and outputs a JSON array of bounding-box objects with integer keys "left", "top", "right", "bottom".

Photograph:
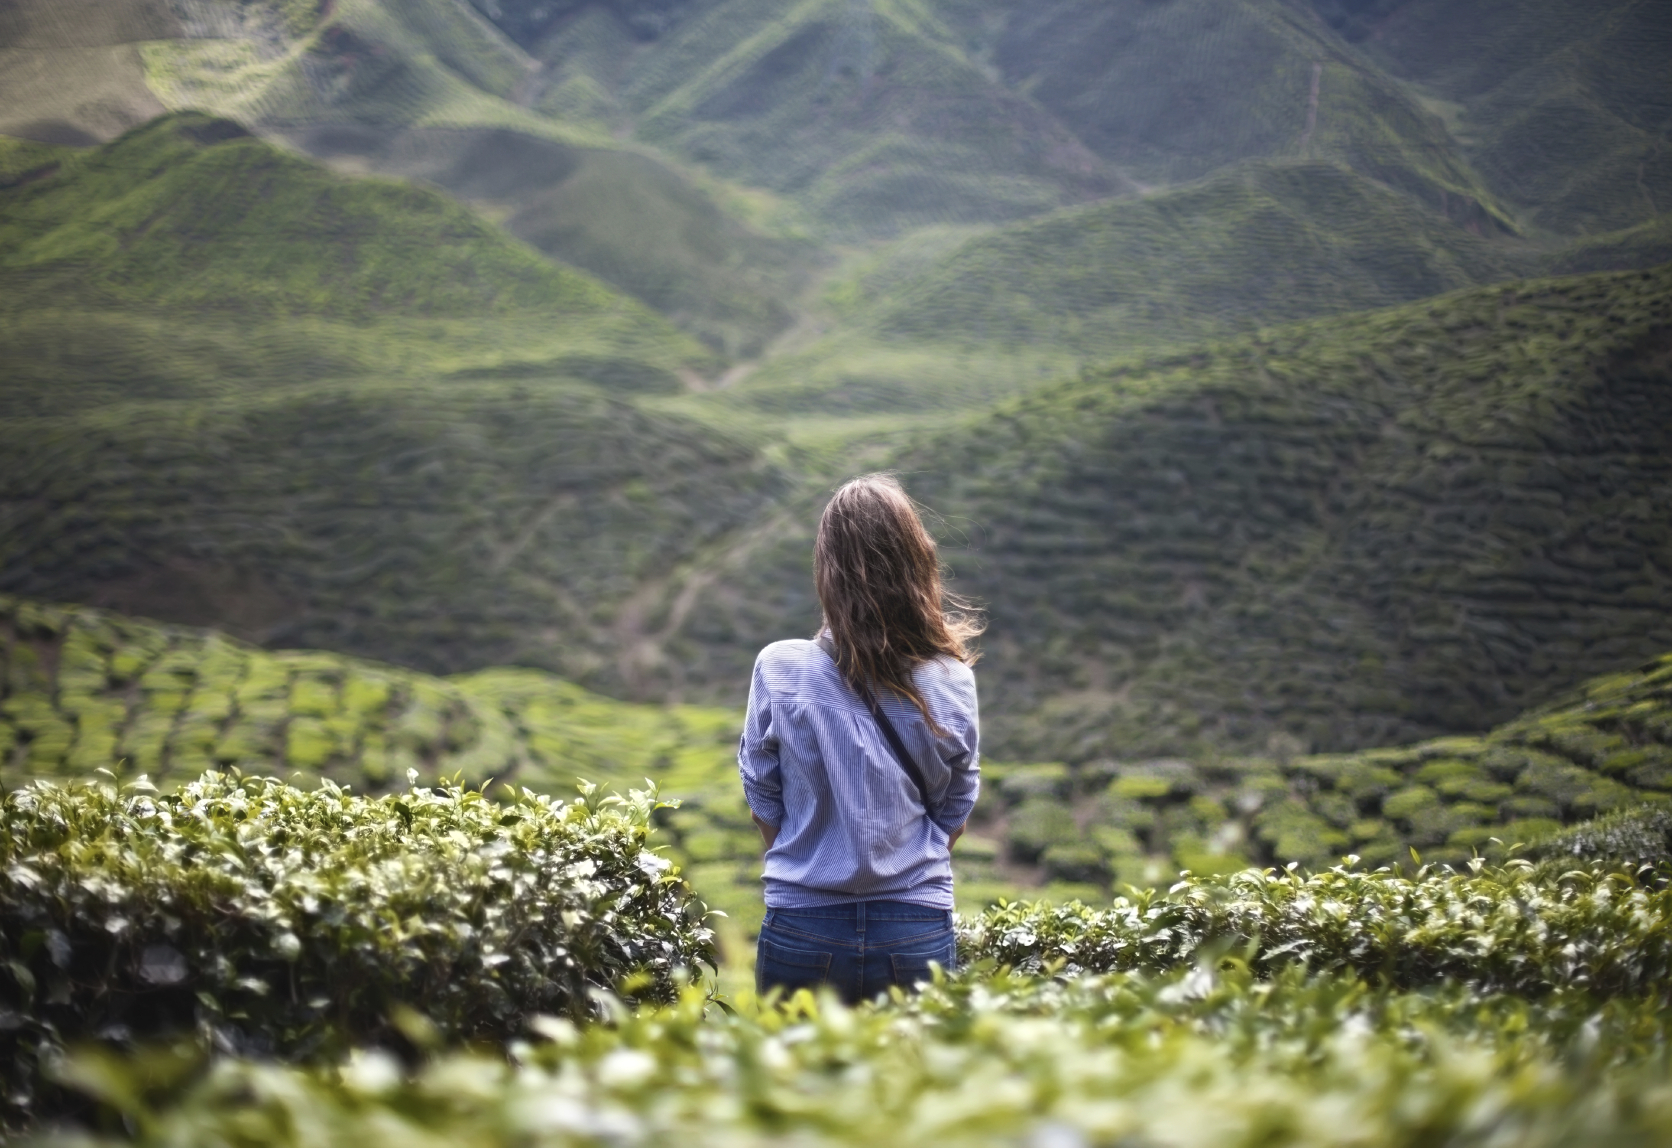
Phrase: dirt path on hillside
[{"left": 612, "top": 501, "right": 810, "bottom": 698}]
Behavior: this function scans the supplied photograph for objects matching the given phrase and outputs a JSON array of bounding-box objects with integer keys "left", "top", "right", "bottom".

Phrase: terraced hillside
[
  {"left": 1353, "top": 0, "right": 1672, "bottom": 236},
  {"left": 0, "top": 114, "right": 795, "bottom": 682},
  {"left": 832, "top": 161, "right": 1672, "bottom": 360},
  {"left": 961, "top": 649, "right": 1672, "bottom": 901},
  {"left": 6, "top": 595, "right": 1671, "bottom": 928},
  {"left": 6, "top": 0, "right": 1669, "bottom": 431},
  {"left": 667, "top": 264, "right": 1672, "bottom": 754},
  {"left": 762, "top": 159, "right": 1521, "bottom": 402},
  {"left": 0, "top": 0, "right": 820, "bottom": 357},
  {"left": 0, "top": 111, "right": 712, "bottom": 417},
  {"left": 0, "top": 379, "right": 789, "bottom": 686},
  {"left": 0, "top": 596, "right": 777, "bottom": 925},
  {"left": 304, "top": 127, "right": 822, "bottom": 358}
]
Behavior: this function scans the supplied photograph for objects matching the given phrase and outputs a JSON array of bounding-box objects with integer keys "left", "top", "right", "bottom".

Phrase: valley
[{"left": 2, "top": 0, "right": 1670, "bottom": 899}]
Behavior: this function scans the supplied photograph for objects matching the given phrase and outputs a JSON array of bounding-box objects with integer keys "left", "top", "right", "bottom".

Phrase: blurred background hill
[{"left": 1, "top": 0, "right": 1669, "bottom": 900}]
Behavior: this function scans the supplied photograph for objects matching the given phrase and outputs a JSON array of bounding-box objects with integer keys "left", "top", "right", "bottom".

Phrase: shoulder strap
[{"left": 815, "top": 634, "right": 932, "bottom": 809}]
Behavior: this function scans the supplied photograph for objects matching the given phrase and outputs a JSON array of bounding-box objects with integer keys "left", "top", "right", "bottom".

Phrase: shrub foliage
[
  {"left": 34, "top": 971, "right": 1672, "bottom": 1148},
  {"left": 0, "top": 772, "right": 713, "bottom": 1124},
  {"left": 962, "top": 859, "right": 1672, "bottom": 999}
]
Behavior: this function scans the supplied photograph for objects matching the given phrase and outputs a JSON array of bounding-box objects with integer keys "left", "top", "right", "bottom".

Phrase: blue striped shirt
[{"left": 737, "top": 637, "right": 980, "bottom": 909}]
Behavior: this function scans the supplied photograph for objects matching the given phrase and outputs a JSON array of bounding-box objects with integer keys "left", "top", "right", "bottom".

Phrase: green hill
[
  {"left": 0, "top": 111, "right": 715, "bottom": 419},
  {"left": 960, "top": 648, "right": 1672, "bottom": 900},
  {"left": 3, "top": 0, "right": 1531, "bottom": 243},
  {"left": 7, "top": 0, "right": 1667, "bottom": 428},
  {"left": 0, "top": 112, "right": 670, "bottom": 325},
  {"left": 0, "top": 114, "right": 804, "bottom": 686},
  {"left": 0, "top": 379, "right": 788, "bottom": 690},
  {"left": 840, "top": 159, "right": 1519, "bottom": 357},
  {"left": 715, "top": 157, "right": 1672, "bottom": 421},
  {"left": 945, "top": 0, "right": 1509, "bottom": 228},
  {"left": 1355, "top": 0, "right": 1672, "bottom": 237},
  {"left": 662, "top": 264, "right": 1672, "bottom": 760},
  {"left": 292, "top": 124, "right": 822, "bottom": 358},
  {"left": 0, "top": 0, "right": 820, "bottom": 358}
]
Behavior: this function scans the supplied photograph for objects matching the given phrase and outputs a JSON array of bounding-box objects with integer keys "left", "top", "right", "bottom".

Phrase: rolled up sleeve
[
  {"left": 737, "top": 659, "right": 784, "bottom": 828},
  {"left": 931, "top": 692, "right": 980, "bottom": 834}
]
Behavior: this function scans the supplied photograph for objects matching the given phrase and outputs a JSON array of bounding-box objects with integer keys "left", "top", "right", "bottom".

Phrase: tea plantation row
[
  {"left": 31, "top": 976, "right": 1672, "bottom": 1147},
  {"left": 4, "top": 764, "right": 1671, "bottom": 1140},
  {"left": 0, "top": 772, "right": 712, "bottom": 1123},
  {"left": 7, "top": 596, "right": 1672, "bottom": 917},
  {"left": 947, "top": 647, "right": 1672, "bottom": 901}
]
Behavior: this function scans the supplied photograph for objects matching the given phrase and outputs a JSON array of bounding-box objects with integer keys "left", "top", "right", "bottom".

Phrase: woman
[{"left": 737, "top": 473, "right": 982, "bottom": 1003}]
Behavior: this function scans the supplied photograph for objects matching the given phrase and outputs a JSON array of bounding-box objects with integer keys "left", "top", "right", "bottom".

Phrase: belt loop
[{"left": 856, "top": 900, "right": 866, "bottom": 935}]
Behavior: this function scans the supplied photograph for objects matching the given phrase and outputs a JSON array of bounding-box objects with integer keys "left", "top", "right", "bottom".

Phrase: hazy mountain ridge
[{"left": 1353, "top": 0, "right": 1672, "bottom": 235}]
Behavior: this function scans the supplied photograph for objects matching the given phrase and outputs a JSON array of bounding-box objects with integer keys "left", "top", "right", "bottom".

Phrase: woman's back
[
  {"left": 738, "top": 637, "right": 979, "bottom": 909},
  {"left": 737, "top": 473, "right": 983, "bottom": 1003}
]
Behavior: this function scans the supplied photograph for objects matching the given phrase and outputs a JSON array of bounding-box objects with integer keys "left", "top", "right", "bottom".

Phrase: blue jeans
[{"left": 755, "top": 900, "right": 957, "bottom": 1004}]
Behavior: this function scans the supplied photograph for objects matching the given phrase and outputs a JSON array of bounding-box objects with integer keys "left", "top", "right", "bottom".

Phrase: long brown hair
[{"left": 813, "top": 474, "right": 983, "bottom": 733}]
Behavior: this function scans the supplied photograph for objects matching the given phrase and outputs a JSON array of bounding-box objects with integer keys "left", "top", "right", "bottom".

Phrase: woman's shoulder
[
  {"left": 754, "top": 637, "right": 832, "bottom": 681},
  {"left": 757, "top": 636, "right": 820, "bottom": 664},
  {"left": 913, "top": 653, "right": 977, "bottom": 699}
]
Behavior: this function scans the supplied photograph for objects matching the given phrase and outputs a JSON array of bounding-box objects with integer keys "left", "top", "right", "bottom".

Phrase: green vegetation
[
  {"left": 834, "top": 159, "right": 1520, "bottom": 359},
  {"left": 1530, "top": 803, "right": 1672, "bottom": 870},
  {"left": 670, "top": 265, "right": 1672, "bottom": 751},
  {"left": 10, "top": 593, "right": 1672, "bottom": 926},
  {"left": 3, "top": 6, "right": 1671, "bottom": 1143},
  {"left": 946, "top": 0, "right": 1506, "bottom": 221},
  {"left": 290, "top": 125, "right": 820, "bottom": 359},
  {"left": 0, "top": 113, "right": 681, "bottom": 328},
  {"left": 954, "top": 646, "right": 1672, "bottom": 896},
  {"left": 0, "top": 771, "right": 712, "bottom": 1124},
  {"left": 966, "top": 860, "right": 1672, "bottom": 994},
  {"left": 0, "top": 377, "right": 786, "bottom": 686},
  {"left": 0, "top": 111, "right": 718, "bottom": 421},
  {"left": 1357, "top": 0, "right": 1672, "bottom": 235},
  {"left": 28, "top": 943, "right": 1672, "bottom": 1146},
  {"left": 0, "top": 597, "right": 775, "bottom": 921}
]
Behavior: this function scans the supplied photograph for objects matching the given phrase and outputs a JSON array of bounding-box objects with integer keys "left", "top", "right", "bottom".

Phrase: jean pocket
[
  {"left": 757, "top": 937, "right": 833, "bottom": 994},
  {"left": 888, "top": 936, "right": 957, "bottom": 989}
]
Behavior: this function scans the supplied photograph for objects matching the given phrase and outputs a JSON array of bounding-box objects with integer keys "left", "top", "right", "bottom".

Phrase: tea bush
[
  {"left": 962, "top": 648, "right": 1672, "bottom": 895},
  {"left": 0, "top": 598, "right": 773, "bottom": 927},
  {"left": 32, "top": 969, "right": 1672, "bottom": 1147},
  {"left": 1528, "top": 803, "right": 1672, "bottom": 869},
  {"left": 961, "top": 859, "right": 1672, "bottom": 998},
  {"left": 0, "top": 772, "right": 713, "bottom": 1124}
]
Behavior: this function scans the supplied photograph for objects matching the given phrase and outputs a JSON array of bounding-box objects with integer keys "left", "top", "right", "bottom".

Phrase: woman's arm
[{"left": 738, "top": 658, "right": 785, "bottom": 850}]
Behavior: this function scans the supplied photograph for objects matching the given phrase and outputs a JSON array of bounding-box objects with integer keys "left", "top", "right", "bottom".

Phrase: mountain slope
[
  {"left": 291, "top": 123, "right": 821, "bottom": 358},
  {"left": 700, "top": 155, "right": 1672, "bottom": 422},
  {"left": 0, "top": 0, "right": 820, "bottom": 357},
  {"left": 945, "top": 0, "right": 1510, "bottom": 231},
  {"left": 843, "top": 159, "right": 1519, "bottom": 358},
  {"left": 0, "top": 111, "right": 717, "bottom": 422},
  {"left": 0, "top": 380, "right": 789, "bottom": 691},
  {"left": 0, "top": 113, "right": 794, "bottom": 687},
  {"left": 915, "top": 264, "right": 1672, "bottom": 761},
  {"left": 0, "top": 112, "right": 662, "bottom": 324},
  {"left": 661, "top": 264, "right": 1672, "bottom": 761},
  {"left": 1356, "top": 0, "right": 1672, "bottom": 236}
]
